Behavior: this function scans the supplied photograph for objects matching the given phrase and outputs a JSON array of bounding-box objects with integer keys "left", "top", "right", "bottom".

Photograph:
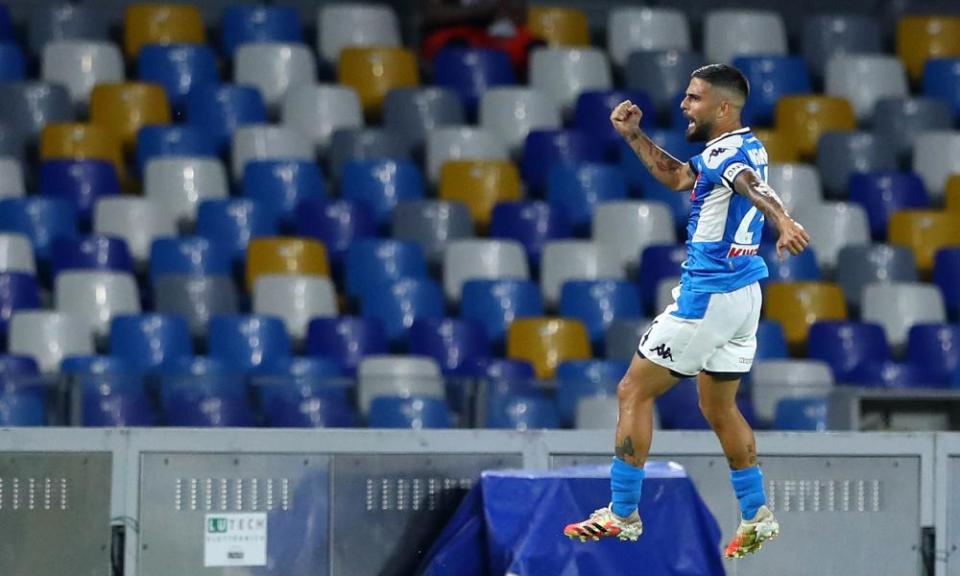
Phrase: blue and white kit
[{"left": 638, "top": 127, "right": 770, "bottom": 377}]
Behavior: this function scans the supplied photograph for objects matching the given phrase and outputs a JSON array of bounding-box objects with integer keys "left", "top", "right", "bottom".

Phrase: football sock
[
  {"left": 730, "top": 465, "right": 766, "bottom": 520},
  {"left": 610, "top": 457, "right": 645, "bottom": 519}
]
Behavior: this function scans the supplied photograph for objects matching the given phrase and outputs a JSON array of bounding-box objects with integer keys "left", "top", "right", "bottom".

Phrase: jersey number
[{"left": 734, "top": 206, "right": 762, "bottom": 245}]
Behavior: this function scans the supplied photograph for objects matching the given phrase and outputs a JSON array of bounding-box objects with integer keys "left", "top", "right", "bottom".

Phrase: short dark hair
[{"left": 690, "top": 64, "right": 750, "bottom": 101}]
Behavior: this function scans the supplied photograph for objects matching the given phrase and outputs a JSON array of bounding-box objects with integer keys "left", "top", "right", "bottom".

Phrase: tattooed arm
[
  {"left": 610, "top": 100, "right": 697, "bottom": 192},
  {"left": 732, "top": 168, "right": 811, "bottom": 259}
]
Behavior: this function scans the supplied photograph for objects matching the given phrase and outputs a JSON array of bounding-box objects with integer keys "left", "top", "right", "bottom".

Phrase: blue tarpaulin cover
[{"left": 418, "top": 461, "right": 725, "bottom": 576}]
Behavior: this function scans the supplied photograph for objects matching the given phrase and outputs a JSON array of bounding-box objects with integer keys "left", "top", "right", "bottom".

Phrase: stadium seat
[
  {"left": 593, "top": 201, "right": 676, "bottom": 278},
  {"left": 392, "top": 200, "right": 474, "bottom": 265},
  {"left": 40, "top": 123, "right": 123, "bottom": 177},
  {"left": 874, "top": 98, "right": 953, "bottom": 163},
  {"left": 0, "top": 82, "right": 71, "bottom": 149},
  {"left": 522, "top": 129, "right": 605, "bottom": 195},
  {"left": 489, "top": 201, "right": 570, "bottom": 267},
  {"left": 443, "top": 239, "right": 529, "bottom": 304},
  {"left": 242, "top": 159, "right": 326, "bottom": 229},
  {"left": 9, "top": 311, "right": 93, "bottom": 373},
  {"left": 528, "top": 6, "right": 589, "bottom": 47},
  {"left": 245, "top": 236, "right": 329, "bottom": 292},
  {"left": 923, "top": 58, "right": 960, "bottom": 117},
  {"left": 896, "top": 15, "right": 960, "bottom": 82},
  {"left": 368, "top": 396, "right": 451, "bottom": 429},
  {"left": 357, "top": 355, "right": 444, "bottom": 415},
  {"left": 0, "top": 197, "right": 77, "bottom": 263},
  {"left": 148, "top": 236, "right": 231, "bottom": 284},
  {"left": 153, "top": 275, "right": 239, "bottom": 337},
  {"left": 637, "top": 245, "right": 686, "bottom": 314},
  {"left": 751, "top": 359, "right": 834, "bottom": 424},
  {"left": 159, "top": 356, "right": 253, "bottom": 426},
  {"left": 766, "top": 163, "right": 823, "bottom": 214},
  {"left": 38, "top": 160, "right": 117, "bottom": 226},
  {"left": 293, "top": 199, "right": 376, "bottom": 267},
  {"left": 836, "top": 244, "right": 918, "bottom": 310},
  {"left": 792, "top": 203, "right": 870, "bottom": 272},
  {"left": 913, "top": 131, "right": 960, "bottom": 200},
  {"left": 607, "top": 7, "right": 690, "bottom": 68},
  {"left": 94, "top": 197, "right": 176, "bottom": 264},
  {"left": 848, "top": 360, "right": 934, "bottom": 388},
  {"left": 507, "top": 317, "right": 591, "bottom": 379},
  {"left": 548, "top": 164, "right": 628, "bottom": 234},
  {"left": 625, "top": 50, "right": 705, "bottom": 116},
  {"left": 889, "top": 210, "right": 960, "bottom": 275},
  {"left": 530, "top": 48, "right": 612, "bottom": 115},
  {"left": 703, "top": 9, "right": 787, "bottom": 64},
  {"left": 341, "top": 159, "right": 424, "bottom": 229},
  {"left": 383, "top": 87, "right": 465, "bottom": 152},
  {"left": 28, "top": 3, "right": 109, "bottom": 58},
  {"left": 136, "top": 126, "right": 218, "bottom": 175},
  {"left": 90, "top": 82, "right": 171, "bottom": 153},
  {"left": 282, "top": 84, "right": 362, "bottom": 154},
  {"left": 0, "top": 354, "right": 45, "bottom": 426},
  {"left": 755, "top": 320, "right": 789, "bottom": 361},
  {"left": 907, "top": 323, "right": 960, "bottom": 385},
  {"left": 54, "top": 270, "right": 140, "bottom": 340},
  {"left": 934, "top": 248, "right": 960, "bottom": 318},
  {"left": 262, "top": 384, "right": 356, "bottom": 429},
  {"left": 145, "top": 157, "right": 228, "bottom": 229},
  {"left": 235, "top": 42, "right": 316, "bottom": 112},
  {"left": 849, "top": 172, "right": 929, "bottom": 240},
  {"left": 816, "top": 132, "right": 898, "bottom": 198},
  {"left": 774, "top": 96, "right": 856, "bottom": 160},
  {"left": 426, "top": 126, "right": 507, "bottom": 184},
  {"left": 807, "top": 321, "right": 890, "bottom": 383},
  {"left": 208, "top": 314, "right": 291, "bottom": 372},
  {"left": 825, "top": 55, "right": 908, "bottom": 122},
  {"left": 479, "top": 87, "right": 561, "bottom": 154},
  {"left": 541, "top": 240, "right": 623, "bottom": 307},
  {"left": 344, "top": 239, "right": 427, "bottom": 300},
  {"left": 327, "top": 127, "right": 411, "bottom": 182},
  {"left": 604, "top": 318, "right": 652, "bottom": 361},
  {"left": 137, "top": 44, "right": 218, "bottom": 115},
  {"left": 559, "top": 280, "right": 642, "bottom": 348},
  {"left": 221, "top": 5, "right": 302, "bottom": 57},
  {"left": 185, "top": 85, "right": 267, "bottom": 151},
  {"left": 759, "top": 244, "right": 821, "bottom": 284},
  {"left": 252, "top": 274, "right": 337, "bottom": 342},
  {"left": 774, "top": 397, "right": 828, "bottom": 431},
  {"left": 360, "top": 278, "right": 444, "bottom": 344},
  {"left": 576, "top": 395, "right": 629, "bottom": 429},
  {"left": 109, "top": 313, "right": 191, "bottom": 372},
  {"left": 460, "top": 279, "right": 543, "bottom": 347},
  {"left": 42, "top": 41, "right": 122, "bottom": 109},
  {"left": 433, "top": 47, "right": 515, "bottom": 115},
  {"left": 196, "top": 198, "right": 275, "bottom": 264},
  {"left": 338, "top": 47, "right": 419, "bottom": 119},
  {"left": 764, "top": 282, "right": 848, "bottom": 350},
  {"left": 575, "top": 90, "right": 655, "bottom": 152},
  {"left": 51, "top": 235, "right": 132, "bottom": 279},
  {"left": 306, "top": 316, "right": 388, "bottom": 375},
  {"left": 439, "top": 160, "right": 521, "bottom": 231},
  {"left": 409, "top": 317, "right": 490, "bottom": 374},
  {"left": 655, "top": 377, "right": 709, "bottom": 430},
  {"left": 802, "top": 14, "right": 881, "bottom": 82},
  {"left": 0, "top": 272, "right": 39, "bottom": 343},
  {"left": 733, "top": 56, "right": 812, "bottom": 127},
  {"left": 318, "top": 3, "right": 401, "bottom": 64},
  {"left": 862, "top": 282, "right": 946, "bottom": 350},
  {"left": 750, "top": 129, "right": 799, "bottom": 164},
  {"left": 231, "top": 125, "right": 312, "bottom": 181},
  {"left": 124, "top": 3, "right": 205, "bottom": 59},
  {"left": 0, "top": 158, "right": 22, "bottom": 200},
  {"left": 487, "top": 395, "right": 560, "bottom": 429},
  {"left": 947, "top": 176, "right": 960, "bottom": 212}
]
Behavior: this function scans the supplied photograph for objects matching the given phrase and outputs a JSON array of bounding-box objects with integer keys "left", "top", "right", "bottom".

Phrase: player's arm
[
  {"left": 610, "top": 100, "right": 696, "bottom": 192},
  {"left": 732, "top": 168, "right": 811, "bottom": 258}
]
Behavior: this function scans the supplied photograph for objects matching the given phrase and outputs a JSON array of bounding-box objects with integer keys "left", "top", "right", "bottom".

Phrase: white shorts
[{"left": 637, "top": 282, "right": 762, "bottom": 378}]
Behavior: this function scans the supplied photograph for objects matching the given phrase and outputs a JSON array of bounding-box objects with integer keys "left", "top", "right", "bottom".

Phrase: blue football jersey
[{"left": 682, "top": 127, "right": 769, "bottom": 293}]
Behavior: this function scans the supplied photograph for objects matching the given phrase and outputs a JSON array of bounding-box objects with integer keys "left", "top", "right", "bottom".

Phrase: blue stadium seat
[
  {"left": 934, "top": 248, "right": 960, "bottom": 319},
  {"left": 109, "top": 314, "right": 192, "bottom": 373},
  {"left": 208, "top": 315, "right": 292, "bottom": 373},
  {"left": 243, "top": 160, "right": 327, "bottom": 229},
  {"left": 148, "top": 236, "right": 232, "bottom": 285},
  {"left": 360, "top": 278, "right": 444, "bottom": 344},
  {"left": 433, "top": 47, "right": 515, "bottom": 115},
  {"left": 62, "top": 355, "right": 153, "bottom": 426},
  {"left": 263, "top": 390, "right": 355, "bottom": 427},
  {"left": 487, "top": 396, "right": 559, "bottom": 430},
  {"left": 0, "top": 43, "right": 25, "bottom": 81},
  {"left": 39, "top": 160, "right": 120, "bottom": 226},
  {"left": 340, "top": 159, "right": 425, "bottom": 228},
  {"left": 656, "top": 378, "right": 710, "bottom": 430},
  {"left": 0, "top": 6, "right": 13, "bottom": 42},
  {"left": 759, "top": 244, "right": 821, "bottom": 284},
  {"left": 907, "top": 324, "right": 960, "bottom": 386},
  {"left": 559, "top": 280, "right": 642, "bottom": 347},
  {"left": 409, "top": 317, "right": 490, "bottom": 374},
  {"left": 522, "top": 130, "right": 606, "bottom": 195},
  {"left": 755, "top": 320, "right": 789, "bottom": 361},
  {"left": 923, "top": 58, "right": 960, "bottom": 118},
  {"left": 461, "top": 357, "right": 536, "bottom": 382},
  {"left": 61, "top": 354, "right": 137, "bottom": 377},
  {"left": 848, "top": 360, "right": 937, "bottom": 388},
  {"left": 460, "top": 279, "right": 543, "bottom": 347},
  {"left": 0, "top": 272, "right": 39, "bottom": 343},
  {"left": 773, "top": 397, "right": 827, "bottom": 431},
  {"left": 368, "top": 396, "right": 451, "bottom": 428},
  {"left": 848, "top": 172, "right": 929, "bottom": 240},
  {"left": 0, "top": 354, "right": 38, "bottom": 376},
  {"left": 196, "top": 198, "right": 276, "bottom": 263},
  {"left": 807, "top": 321, "right": 890, "bottom": 383},
  {"left": 136, "top": 125, "right": 218, "bottom": 174},
  {"left": 51, "top": 235, "right": 134, "bottom": 277},
  {"left": 556, "top": 359, "right": 627, "bottom": 426},
  {"left": 489, "top": 201, "right": 571, "bottom": 267},
  {"left": 138, "top": 44, "right": 219, "bottom": 115},
  {"left": 185, "top": 84, "right": 268, "bottom": 151},
  {"left": 641, "top": 181, "right": 692, "bottom": 233},
  {"left": 0, "top": 197, "right": 77, "bottom": 262},
  {"left": 547, "top": 163, "right": 628, "bottom": 234},
  {"left": 160, "top": 356, "right": 255, "bottom": 426},
  {"left": 221, "top": 5, "right": 302, "bottom": 57},
  {"left": 0, "top": 354, "right": 44, "bottom": 427},
  {"left": 305, "top": 316, "right": 389, "bottom": 375},
  {"left": 255, "top": 356, "right": 355, "bottom": 427},
  {"left": 293, "top": 198, "right": 376, "bottom": 267},
  {"left": 637, "top": 244, "right": 686, "bottom": 314},
  {"left": 344, "top": 239, "right": 427, "bottom": 300},
  {"left": 575, "top": 90, "right": 654, "bottom": 153},
  {"left": 28, "top": 4, "right": 109, "bottom": 57},
  {"left": 732, "top": 56, "right": 812, "bottom": 127}
]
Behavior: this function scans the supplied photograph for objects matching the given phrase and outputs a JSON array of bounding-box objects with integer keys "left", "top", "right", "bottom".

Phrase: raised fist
[{"left": 610, "top": 100, "right": 643, "bottom": 138}]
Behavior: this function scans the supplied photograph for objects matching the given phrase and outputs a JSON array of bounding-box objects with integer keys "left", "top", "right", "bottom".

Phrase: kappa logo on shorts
[{"left": 648, "top": 343, "right": 674, "bottom": 362}]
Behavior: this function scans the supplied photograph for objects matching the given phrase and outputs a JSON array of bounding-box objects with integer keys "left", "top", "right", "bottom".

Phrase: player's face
[{"left": 680, "top": 78, "right": 716, "bottom": 142}]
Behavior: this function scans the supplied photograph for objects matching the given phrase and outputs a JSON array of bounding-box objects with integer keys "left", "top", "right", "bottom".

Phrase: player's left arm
[{"left": 732, "top": 168, "right": 810, "bottom": 259}]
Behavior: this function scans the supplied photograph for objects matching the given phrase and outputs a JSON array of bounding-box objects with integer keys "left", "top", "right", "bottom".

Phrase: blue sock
[
  {"left": 730, "top": 466, "right": 766, "bottom": 520},
  {"left": 610, "top": 457, "right": 645, "bottom": 518}
]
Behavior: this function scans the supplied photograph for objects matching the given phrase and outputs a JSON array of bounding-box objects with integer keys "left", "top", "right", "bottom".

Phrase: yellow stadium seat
[
  {"left": 889, "top": 210, "right": 960, "bottom": 275},
  {"left": 90, "top": 82, "right": 171, "bottom": 153},
  {"left": 439, "top": 160, "right": 522, "bottom": 230},
  {"left": 764, "top": 282, "right": 847, "bottom": 350},
  {"left": 507, "top": 317, "right": 591, "bottom": 379},
  {"left": 40, "top": 123, "right": 124, "bottom": 176},
  {"left": 945, "top": 175, "right": 960, "bottom": 213},
  {"left": 774, "top": 96, "right": 856, "bottom": 160},
  {"left": 124, "top": 3, "right": 206, "bottom": 59},
  {"left": 528, "top": 6, "right": 590, "bottom": 47},
  {"left": 896, "top": 15, "right": 960, "bottom": 81},
  {"left": 246, "top": 237, "right": 329, "bottom": 291},
  {"left": 338, "top": 47, "right": 420, "bottom": 119},
  {"left": 751, "top": 129, "right": 799, "bottom": 163}
]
